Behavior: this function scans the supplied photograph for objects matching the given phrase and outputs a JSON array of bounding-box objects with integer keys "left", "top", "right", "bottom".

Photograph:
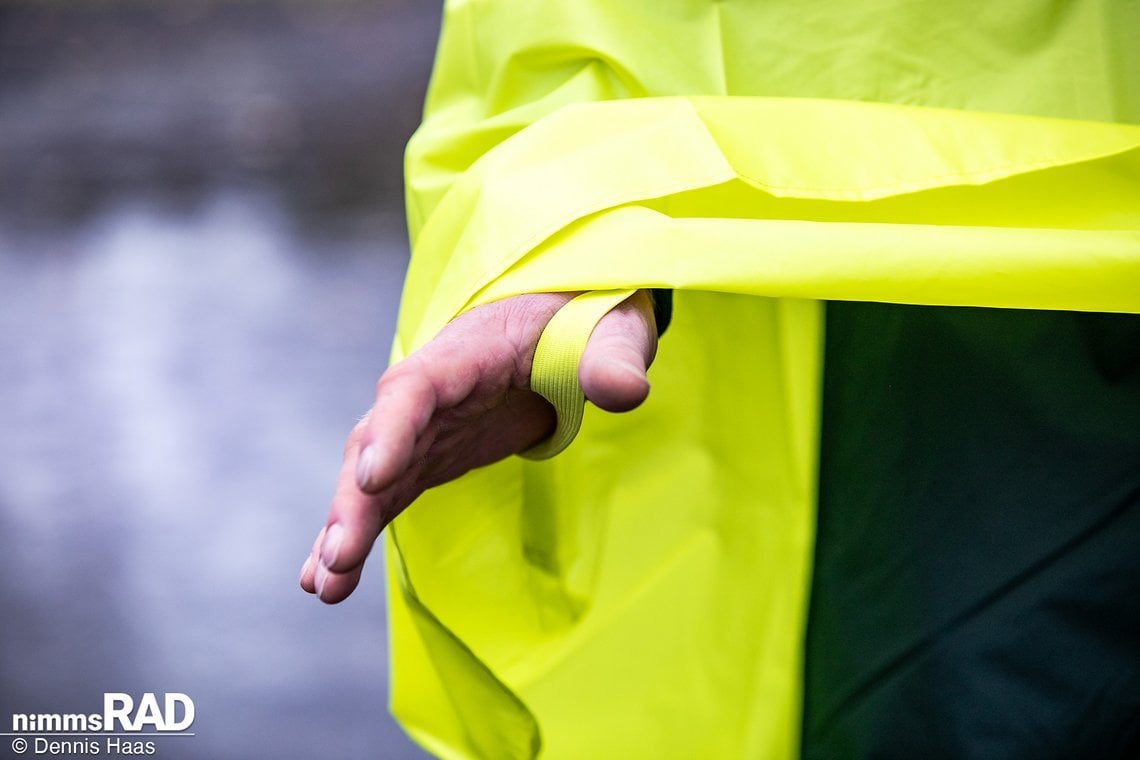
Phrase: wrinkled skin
[{"left": 300, "top": 290, "right": 658, "bottom": 603}]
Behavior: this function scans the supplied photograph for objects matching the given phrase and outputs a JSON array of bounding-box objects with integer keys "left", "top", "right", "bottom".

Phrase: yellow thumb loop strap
[{"left": 520, "top": 288, "right": 638, "bottom": 460}]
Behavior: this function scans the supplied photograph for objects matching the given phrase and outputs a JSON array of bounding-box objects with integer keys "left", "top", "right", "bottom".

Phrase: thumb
[{"left": 578, "top": 289, "right": 659, "bottom": 413}]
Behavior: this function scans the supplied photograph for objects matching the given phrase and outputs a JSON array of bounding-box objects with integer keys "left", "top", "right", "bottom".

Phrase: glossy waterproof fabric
[{"left": 385, "top": 2, "right": 1140, "bottom": 757}]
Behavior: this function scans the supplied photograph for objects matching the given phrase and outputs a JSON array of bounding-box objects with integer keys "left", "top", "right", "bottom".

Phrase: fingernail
[
  {"left": 314, "top": 562, "right": 329, "bottom": 601},
  {"left": 355, "top": 445, "right": 377, "bottom": 490},
  {"left": 300, "top": 554, "right": 314, "bottom": 581},
  {"left": 320, "top": 523, "right": 345, "bottom": 569}
]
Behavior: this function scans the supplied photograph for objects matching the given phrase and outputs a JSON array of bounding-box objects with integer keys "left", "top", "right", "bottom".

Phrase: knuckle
[
  {"left": 375, "top": 362, "right": 419, "bottom": 402},
  {"left": 344, "top": 415, "right": 372, "bottom": 457},
  {"left": 343, "top": 432, "right": 361, "bottom": 458},
  {"left": 375, "top": 366, "right": 402, "bottom": 395},
  {"left": 352, "top": 409, "right": 372, "bottom": 435}
]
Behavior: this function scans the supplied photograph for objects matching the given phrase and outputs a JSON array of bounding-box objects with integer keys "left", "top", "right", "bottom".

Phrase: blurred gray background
[{"left": 0, "top": 2, "right": 440, "bottom": 757}]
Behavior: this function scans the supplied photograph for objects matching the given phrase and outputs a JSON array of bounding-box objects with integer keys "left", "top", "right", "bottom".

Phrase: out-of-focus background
[{"left": 0, "top": 2, "right": 440, "bottom": 757}]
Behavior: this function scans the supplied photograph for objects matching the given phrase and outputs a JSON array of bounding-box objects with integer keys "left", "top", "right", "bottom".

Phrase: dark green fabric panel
[{"left": 803, "top": 304, "right": 1140, "bottom": 759}]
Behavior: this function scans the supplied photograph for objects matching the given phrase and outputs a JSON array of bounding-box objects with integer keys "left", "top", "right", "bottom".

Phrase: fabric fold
[
  {"left": 385, "top": 6, "right": 1139, "bottom": 754},
  {"left": 400, "top": 97, "right": 1140, "bottom": 354}
]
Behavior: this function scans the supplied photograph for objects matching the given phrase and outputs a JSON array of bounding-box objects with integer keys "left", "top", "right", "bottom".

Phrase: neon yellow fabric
[
  {"left": 520, "top": 289, "right": 637, "bottom": 461},
  {"left": 386, "top": 2, "right": 1140, "bottom": 758}
]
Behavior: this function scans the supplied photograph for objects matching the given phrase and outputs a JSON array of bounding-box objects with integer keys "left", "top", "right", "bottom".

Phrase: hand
[{"left": 300, "top": 290, "right": 658, "bottom": 603}]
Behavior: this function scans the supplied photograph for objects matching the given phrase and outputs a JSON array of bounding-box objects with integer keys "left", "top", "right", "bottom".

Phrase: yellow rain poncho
[{"left": 384, "top": 1, "right": 1140, "bottom": 757}]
